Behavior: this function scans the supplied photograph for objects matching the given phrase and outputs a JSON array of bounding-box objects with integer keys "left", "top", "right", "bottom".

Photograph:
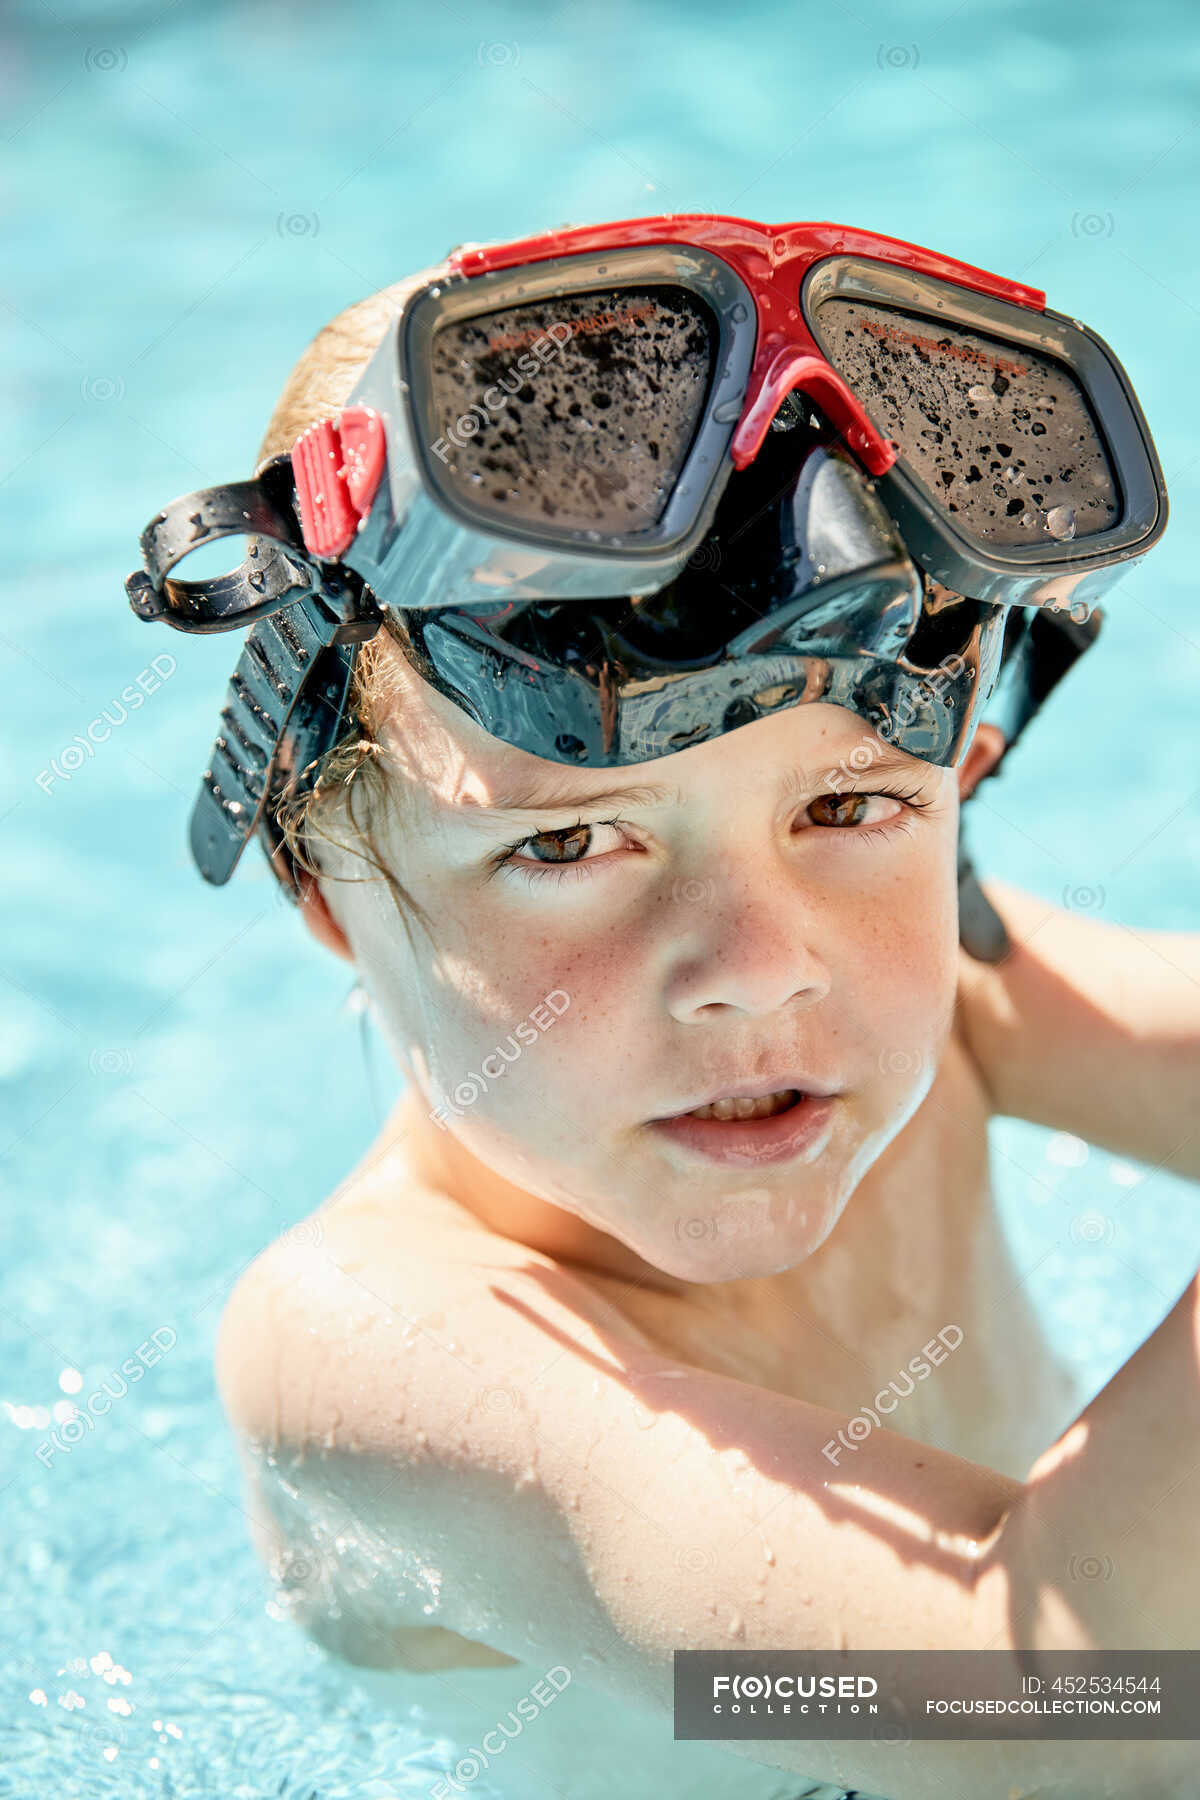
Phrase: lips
[
  {"left": 648, "top": 1092, "right": 838, "bottom": 1168},
  {"left": 656, "top": 1069, "right": 839, "bottom": 1119},
  {"left": 648, "top": 1070, "right": 841, "bottom": 1168}
]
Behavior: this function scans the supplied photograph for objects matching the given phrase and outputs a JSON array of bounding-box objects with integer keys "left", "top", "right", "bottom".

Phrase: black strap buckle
[
  {"left": 126, "top": 453, "right": 385, "bottom": 886},
  {"left": 124, "top": 454, "right": 320, "bottom": 633}
]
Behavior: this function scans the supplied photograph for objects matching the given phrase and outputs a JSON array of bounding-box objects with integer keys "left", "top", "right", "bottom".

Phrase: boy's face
[{"left": 314, "top": 640, "right": 976, "bottom": 1282}]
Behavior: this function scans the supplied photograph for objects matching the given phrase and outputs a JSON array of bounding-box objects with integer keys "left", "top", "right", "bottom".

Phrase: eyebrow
[
  {"left": 449, "top": 748, "right": 930, "bottom": 818},
  {"left": 453, "top": 774, "right": 682, "bottom": 816}
]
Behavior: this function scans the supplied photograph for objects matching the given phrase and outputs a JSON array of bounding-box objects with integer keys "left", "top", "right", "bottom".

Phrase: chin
[
  {"left": 639, "top": 1232, "right": 823, "bottom": 1286},
  {"left": 639, "top": 1182, "right": 846, "bottom": 1282}
]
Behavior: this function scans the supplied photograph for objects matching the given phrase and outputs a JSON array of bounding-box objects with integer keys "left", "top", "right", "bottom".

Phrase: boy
[{"left": 128, "top": 216, "right": 1199, "bottom": 1798}]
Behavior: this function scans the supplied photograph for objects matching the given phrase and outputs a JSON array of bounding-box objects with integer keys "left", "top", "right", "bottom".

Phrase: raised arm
[
  {"left": 956, "top": 878, "right": 1200, "bottom": 1179},
  {"left": 216, "top": 1211, "right": 1200, "bottom": 1797}
]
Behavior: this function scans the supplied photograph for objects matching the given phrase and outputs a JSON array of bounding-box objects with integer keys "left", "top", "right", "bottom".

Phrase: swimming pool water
[{"left": 3, "top": 0, "right": 1199, "bottom": 1794}]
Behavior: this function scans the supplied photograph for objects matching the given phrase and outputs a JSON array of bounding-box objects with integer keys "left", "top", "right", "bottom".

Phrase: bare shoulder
[
  {"left": 215, "top": 1158, "right": 660, "bottom": 1421},
  {"left": 213, "top": 1161, "right": 662, "bottom": 1672}
]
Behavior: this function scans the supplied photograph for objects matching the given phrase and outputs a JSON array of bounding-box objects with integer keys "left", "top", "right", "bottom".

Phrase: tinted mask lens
[
  {"left": 809, "top": 296, "right": 1120, "bottom": 546},
  {"left": 426, "top": 285, "right": 718, "bottom": 536}
]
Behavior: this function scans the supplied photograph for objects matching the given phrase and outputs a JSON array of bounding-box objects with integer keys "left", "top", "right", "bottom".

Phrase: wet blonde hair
[{"left": 254, "top": 264, "right": 451, "bottom": 924}]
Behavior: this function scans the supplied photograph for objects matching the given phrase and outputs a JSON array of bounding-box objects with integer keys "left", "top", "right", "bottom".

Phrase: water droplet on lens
[{"left": 1045, "top": 504, "right": 1077, "bottom": 540}]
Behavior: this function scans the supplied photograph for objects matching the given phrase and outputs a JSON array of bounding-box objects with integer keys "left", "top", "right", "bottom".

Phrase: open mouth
[
  {"left": 682, "top": 1088, "right": 803, "bottom": 1121},
  {"left": 649, "top": 1087, "right": 838, "bottom": 1167}
]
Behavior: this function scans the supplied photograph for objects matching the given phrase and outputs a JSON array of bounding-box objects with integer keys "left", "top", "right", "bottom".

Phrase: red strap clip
[{"left": 291, "top": 406, "right": 386, "bottom": 559}]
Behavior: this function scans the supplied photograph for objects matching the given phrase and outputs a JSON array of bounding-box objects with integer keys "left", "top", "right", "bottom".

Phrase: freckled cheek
[
  {"left": 832, "top": 861, "right": 959, "bottom": 1047},
  {"left": 406, "top": 911, "right": 647, "bottom": 1091},
  {"left": 452, "top": 912, "right": 636, "bottom": 1013},
  {"left": 877, "top": 930, "right": 956, "bottom": 1050}
]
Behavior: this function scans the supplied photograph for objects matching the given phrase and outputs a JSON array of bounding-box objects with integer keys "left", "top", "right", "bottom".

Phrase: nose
[{"left": 660, "top": 863, "right": 832, "bottom": 1023}]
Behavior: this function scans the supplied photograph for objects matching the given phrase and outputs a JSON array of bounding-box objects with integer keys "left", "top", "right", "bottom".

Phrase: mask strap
[
  {"left": 125, "top": 451, "right": 385, "bottom": 884},
  {"left": 957, "top": 604, "right": 1102, "bottom": 963},
  {"left": 188, "top": 587, "right": 380, "bottom": 887},
  {"left": 957, "top": 840, "right": 1012, "bottom": 963}
]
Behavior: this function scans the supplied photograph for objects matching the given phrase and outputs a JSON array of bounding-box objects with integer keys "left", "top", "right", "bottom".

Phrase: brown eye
[
  {"left": 525, "top": 824, "right": 593, "bottom": 863},
  {"left": 808, "top": 792, "right": 871, "bottom": 827}
]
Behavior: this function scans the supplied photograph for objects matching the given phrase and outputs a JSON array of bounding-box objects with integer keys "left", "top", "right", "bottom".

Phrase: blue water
[{"left": 3, "top": 0, "right": 1199, "bottom": 1793}]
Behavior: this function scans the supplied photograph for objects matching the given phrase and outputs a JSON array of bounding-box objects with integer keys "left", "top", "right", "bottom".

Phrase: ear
[
  {"left": 295, "top": 869, "right": 355, "bottom": 964},
  {"left": 957, "top": 721, "right": 1007, "bottom": 803}
]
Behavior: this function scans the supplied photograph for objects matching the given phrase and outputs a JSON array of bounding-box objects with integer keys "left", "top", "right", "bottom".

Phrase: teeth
[{"left": 687, "top": 1089, "right": 801, "bottom": 1121}]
